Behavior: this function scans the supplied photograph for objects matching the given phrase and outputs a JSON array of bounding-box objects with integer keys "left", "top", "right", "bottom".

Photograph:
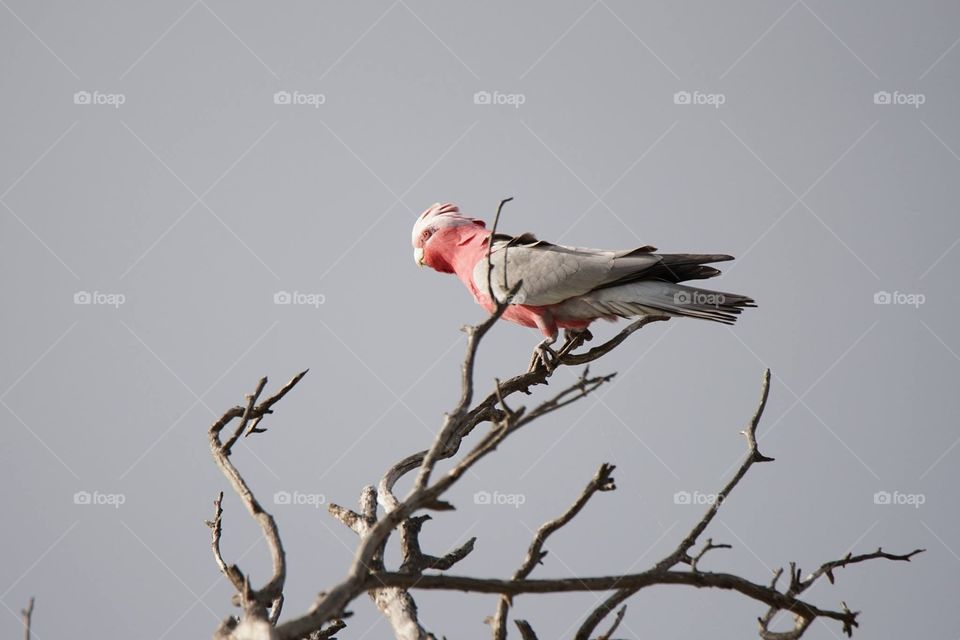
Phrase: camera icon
[
  {"left": 73, "top": 91, "right": 91, "bottom": 105},
  {"left": 873, "top": 91, "right": 891, "bottom": 105},
  {"left": 873, "top": 491, "right": 891, "bottom": 505},
  {"left": 473, "top": 91, "right": 492, "bottom": 105},
  {"left": 274, "top": 291, "right": 292, "bottom": 305},
  {"left": 673, "top": 291, "right": 691, "bottom": 305},
  {"left": 673, "top": 91, "right": 691, "bottom": 105},
  {"left": 73, "top": 490, "right": 92, "bottom": 505},
  {"left": 673, "top": 490, "right": 691, "bottom": 505},
  {"left": 274, "top": 490, "right": 292, "bottom": 505},
  {"left": 74, "top": 291, "right": 92, "bottom": 305},
  {"left": 873, "top": 291, "right": 892, "bottom": 305},
  {"left": 273, "top": 91, "right": 292, "bottom": 105},
  {"left": 473, "top": 490, "right": 492, "bottom": 505}
]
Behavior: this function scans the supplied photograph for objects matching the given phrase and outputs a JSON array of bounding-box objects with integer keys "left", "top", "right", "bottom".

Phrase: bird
[{"left": 412, "top": 202, "right": 755, "bottom": 371}]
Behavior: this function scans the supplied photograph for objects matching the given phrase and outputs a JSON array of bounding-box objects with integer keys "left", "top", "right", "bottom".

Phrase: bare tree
[
  {"left": 206, "top": 203, "right": 922, "bottom": 638},
  {"left": 205, "top": 316, "right": 922, "bottom": 638}
]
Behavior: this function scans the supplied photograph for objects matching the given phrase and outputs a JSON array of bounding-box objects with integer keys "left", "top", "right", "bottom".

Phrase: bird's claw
[{"left": 528, "top": 343, "right": 559, "bottom": 374}]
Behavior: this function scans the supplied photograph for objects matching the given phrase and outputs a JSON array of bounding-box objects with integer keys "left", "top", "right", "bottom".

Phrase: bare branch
[
  {"left": 362, "top": 560, "right": 918, "bottom": 629},
  {"left": 560, "top": 316, "right": 668, "bottom": 366},
  {"left": 597, "top": 605, "right": 626, "bottom": 640},
  {"left": 207, "top": 491, "right": 245, "bottom": 593},
  {"left": 519, "top": 463, "right": 617, "bottom": 579},
  {"left": 277, "top": 365, "right": 618, "bottom": 639},
  {"left": 657, "top": 368, "right": 773, "bottom": 571},
  {"left": 757, "top": 547, "right": 924, "bottom": 639},
  {"left": 492, "top": 463, "right": 617, "bottom": 638},
  {"left": 800, "top": 547, "right": 923, "bottom": 590},
  {"left": 201, "top": 266, "right": 917, "bottom": 640},
  {"left": 486, "top": 196, "right": 514, "bottom": 302},
  {"left": 690, "top": 538, "right": 734, "bottom": 573},
  {"left": 513, "top": 619, "right": 538, "bottom": 640},
  {"left": 576, "top": 369, "right": 772, "bottom": 638},
  {"left": 223, "top": 377, "right": 267, "bottom": 455},
  {"left": 327, "top": 503, "right": 366, "bottom": 534},
  {"left": 307, "top": 619, "right": 347, "bottom": 639},
  {"left": 329, "top": 486, "right": 433, "bottom": 639},
  {"left": 399, "top": 515, "right": 477, "bottom": 573},
  {"left": 210, "top": 370, "right": 309, "bottom": 440},
  {"left": 576, "top": 589, "right": 631, "bottom": 640},
  {"left": 413, "top": 278, "right": 522, "bottom": 493},
  {"left": 208, "top": 372, "right": 308, "bottom": 616},
  {"left": 21, "top": 597, "right": 34, "bottom": 640}
]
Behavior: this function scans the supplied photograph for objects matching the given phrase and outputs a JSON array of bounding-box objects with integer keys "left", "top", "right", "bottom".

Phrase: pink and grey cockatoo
[{"left": 412, "top": 202, "right": 755, "bottom": 370}]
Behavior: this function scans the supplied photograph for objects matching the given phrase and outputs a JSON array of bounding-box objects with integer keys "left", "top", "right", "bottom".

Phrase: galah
[{"left": 412, "top": 202, "right": 755, "bottom": 369}]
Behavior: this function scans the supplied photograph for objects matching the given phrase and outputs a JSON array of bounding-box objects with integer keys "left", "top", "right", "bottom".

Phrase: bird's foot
[
  {"left": 556, "top": 328, "right": 593, "bottom": 359},
  {"left": 573, "top": 328, "right": 594, "bottom": 342},
  {"left": 528, "top": 339, "right": 559, "bottom": 374}
]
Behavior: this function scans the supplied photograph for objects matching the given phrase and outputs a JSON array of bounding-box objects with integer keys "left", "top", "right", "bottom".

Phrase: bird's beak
[{"left": 413, "top": 247, "right": 425, "bottom": 268}]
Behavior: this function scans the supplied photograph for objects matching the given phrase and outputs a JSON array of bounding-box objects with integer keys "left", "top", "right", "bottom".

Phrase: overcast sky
[{"left": 1, "top": 1, "right": 959, "bottom": 638}]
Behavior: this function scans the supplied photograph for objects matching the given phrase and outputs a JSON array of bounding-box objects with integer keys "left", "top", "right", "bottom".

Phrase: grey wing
[{"left": 472, "top": 234, "right": 661, "bottom": 306}]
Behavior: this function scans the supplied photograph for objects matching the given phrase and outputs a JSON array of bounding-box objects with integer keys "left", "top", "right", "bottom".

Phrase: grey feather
[
  {"left": 472, "top": 235, "right": 660, "bottom": 306},
  {"left": 472, "top": 232, "right": 755, "bottom": 324}
]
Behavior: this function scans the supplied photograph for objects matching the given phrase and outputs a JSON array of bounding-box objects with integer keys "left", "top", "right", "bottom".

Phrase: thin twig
[
  {"left": 597, "top": 605, "right": 626, "bottom": 640},
  {"left": 207, "top": 491, "right": 244, "bottom": 592},
  {"left": 486, "top": 196, "right": 514, "bottom": 304},
  {"left": 21, "top": 598, "right": 34, "bottom": 640}
]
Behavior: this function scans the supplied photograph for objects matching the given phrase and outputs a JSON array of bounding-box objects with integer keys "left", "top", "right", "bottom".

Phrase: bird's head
[{"left": 412, "top": 202, "right": 486, "bottom": 272}]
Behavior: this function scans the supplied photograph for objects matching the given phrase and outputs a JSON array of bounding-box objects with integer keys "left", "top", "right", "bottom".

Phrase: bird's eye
[{"left": 420, "top": 229, "right": 432, "bottom": 241}]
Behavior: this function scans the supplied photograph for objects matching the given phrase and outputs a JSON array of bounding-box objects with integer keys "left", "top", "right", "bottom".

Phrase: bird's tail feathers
[{"left": 581, "top": 281, "right": 755, "bottom": 325}]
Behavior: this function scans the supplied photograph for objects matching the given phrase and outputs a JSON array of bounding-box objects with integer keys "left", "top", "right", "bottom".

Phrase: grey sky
[{"left": 1, "top": 1, "right": 958, "bottom": 638}]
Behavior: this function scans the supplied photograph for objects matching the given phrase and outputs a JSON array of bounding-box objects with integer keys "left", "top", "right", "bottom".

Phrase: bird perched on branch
[{"left": 412, "top": 202, "right": 755, "bottom": 371}]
